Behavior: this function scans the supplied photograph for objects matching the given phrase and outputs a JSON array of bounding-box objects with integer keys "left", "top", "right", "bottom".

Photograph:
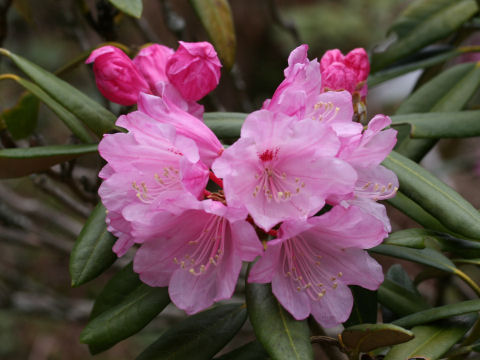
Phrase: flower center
[
  {"left": 174, "top": 215, "right": 226, "bottom": 275},
  {"left": 282, "top": 235, "right": 343, "bottom": 301},
  {"left": 132, "top": 166, "right": 181, "bottom": 203},
  {"left": 313, "top": 101, "right": 340, "bottom": 122}
]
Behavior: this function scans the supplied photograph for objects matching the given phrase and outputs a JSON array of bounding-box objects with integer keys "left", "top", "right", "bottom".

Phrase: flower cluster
[{"left": 90, "top": 42, "right": 398, "bottom": 327}]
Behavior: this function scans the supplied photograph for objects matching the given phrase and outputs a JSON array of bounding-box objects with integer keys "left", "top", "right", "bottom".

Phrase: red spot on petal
[{"left": 259, "top": 148, "right": 278, "bottom": 162}]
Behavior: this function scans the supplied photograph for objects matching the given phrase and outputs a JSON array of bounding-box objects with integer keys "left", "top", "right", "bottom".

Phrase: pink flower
[
  {"left": 133, "top": 199, "right": 263, "bottom": 314},
  {"left": 263, "top": 44, "right": 322, "bottom": 118},
  {"left": 98, "top": 111, "right": 209, "bottom": 256},
  {"left": 248, "top": 205, "right": 384, "bottom": 328},
  {"left": 86, "top": 46, "right": 150, "bottom": 106},
  {"left": 212, "top": 109, "right": 357, "bottom": 231},
  {"left": 166, "top": 41, "right": 222, "bottom": 101},
  {"left": 138, "top": 92, "right": 223, "bottom": 166},
  {"left": 320, "top": 48, "right": 370, "bottom": 98},
  {"left": 133, "top": 44, "right": 174, "bottom": 90}
]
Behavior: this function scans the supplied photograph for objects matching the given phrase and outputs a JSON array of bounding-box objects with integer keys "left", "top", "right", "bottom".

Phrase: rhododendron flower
[
  {"left": 166, "top": 41, "right": 222, "bottom": 101},
  {"left": 86, "top": 41, "right": 221, "bottom": 110},
  {"left": 320, "top": 48, "right": 370, "bottom": 99},
  {"left": 98, "top": 111, "right": 209, "bottom": 256},
  {"left": 138, "top": 92, "right": 223, "bottom": 166},
  {"left": 134, "top": 199, "right": 263, "bottom": 314},
  {"left": 86, "top": 46, "right": 150, "bottom": 106},
  {"left": 248, "top": 205, "right": 384, "bottom": 327},
  {"left": 263, "top": 44, "right": 322, "bottom": 118},
  {"left": 212, "top": 109, "right": 357, "bottom": 231}
]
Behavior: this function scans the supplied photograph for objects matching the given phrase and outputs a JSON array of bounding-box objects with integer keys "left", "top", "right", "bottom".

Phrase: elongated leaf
[
  {"left": 431, "top": 233, "right": 480, "bottom": 259},
  {"left": 0, "top": 74, "right": 94, "bottom": 142},
  {"left": 70, "top": 203, "right": 116, "bottom": 287},
  {"left": 2, "top": 92, "right": 38, "bottom": 140},
  {"left": 387, "top": 264, "right": 420, "bottom": 295},
  {"left": 136, "top": 303, "right": 246, "bottom": 360},
  {"left": 0, "top": 49, "right": 116, "bottom": 136},
  {"left": 372, "top": 0, "right": 478, "bottom": 71},
  {"left": 384, "top": 319, "right": 475, "bottom": 360},
  {"left": 393, "top": 299, "right": 480, "bottom": 328},
  {"left": 215, "top": 340, "right": 269, "bottom": 360},
  {"left": 343, "top": 286, "right": 377, "bottom": 327},
  {"left": 384, "top": 228, "right": 429, "bottom": 249},
  {"left": 378, "top": 279, "right": 431, "bottom": 317},
  {"left": 189, "top": 0, "right": 236, "bottom": 69},
  {"left": 81, "top": 284, "right": 169, "bottom": 352},
  {"left": 109, "top": 0, "right": 143, "bottom": 18},
  {"left": 391, "top": 110, "right": 480, "bottom": 138},
  {"left": 246, "top": 282, "right": 314, "bottom": 360},
  {"left": 383, "top": 151, "right": 480, "bottom": 239},
  {"left": 394, "top": 62, "right": 480, "bottom": 161},
  {"left": 371, "top": 244, "right": 456, "bottom": 273},
  {"left": 204, "top": 112, "right": 245, "bottom": 138},
  {"left": 0, "top": 144, "right": 97, "bottom": 178},
  {"left": 90, "top": 262, "right": 141, "bottom": 319},
  {"left": 386, "top": 191, "right": 449, "bottom": 232},
  {"left": 341, "top": 323, "right": 414, "bottom": 353},
  {"left": 368, "top": 46, "right": 480, "bottom": 86}
]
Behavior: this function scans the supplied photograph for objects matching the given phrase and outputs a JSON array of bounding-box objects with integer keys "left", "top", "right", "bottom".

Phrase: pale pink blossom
[
  {"left": 248, "top": 205, "right": 384, "bottom": 328},
  {"left": 166, "top": 41, "right": 222, "bottom": 101},
  {"left": 86, "top": 46, "right": 150, "bottom": 106},
  {"left": 98, "top": 111, "right": 209, "bottom": 256},
  {"left": 263, "top": 44, "right": 322, "bottom": 119},
  {"left": 212, "top": 109, "right": 357, "bottom": 231},
  {"left": 134, "top": 199, "right": 263, "bottom": 314},
  {"left": 138, "top": 92, "right": 223, "bottom": 166}
]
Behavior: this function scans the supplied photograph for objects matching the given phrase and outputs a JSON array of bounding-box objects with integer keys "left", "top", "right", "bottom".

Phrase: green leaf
[
  {"left": 0, "top": 144, "right": 97, "bottom": 178},
  {"left": 384, "top": 319, "right": 475, "bottom": 360},
  {"left": 368, "top": 46, "right": 480, "bottom": 86},
  {"left": 0, "top": 48, "right": 116, "bottom": 137},
  {"left": 204, "top": 112, "right": 245, "bottom": 138},
  {"left": 81, "top": 284, "right": 169, "bottom": 352},
  {"left": 0, "top": 74, "right": 94, "bottom": 143},
  {"left": 370, "top": 244, "right": 456, "bottom": 273},
  {"left": 245, "top": 282, "right": 314, "bottom": 360},
  {"left": 431, "top": 233, "right": 480, "bottom": 259},
  {"left": 90, "top": 262, "right": 141, "bottom": 319},
  {"left": 69, "top": 203, "right": 116, "bottom": 287},
  {"left": 391, "top": 110, "right": 480, "bottom": 139},
  {"left": 378, "top": 279, "right": 431, "bottom": 318},
  {"left": 393, "top": 299, "right": 480, "bottom": 328},
  {"left": 108, "top": 0, "right": 143, "bottom": 18},
  {"left": 136, "top": 303, "right": 246, "bottom": 360},
  {"left": 341, "top": 323, "right": 414, "bottom": 353},
  {"left": 394, "top": 62, "right": 480, "bottom": 161},
  {"left": 384, "top": 228, "right": 429, "bottom": 249},
  {"left": 2, "top": 92, "right": 38, "bottom": 140},
  {"left": 372, "top": 0, "right": 478, "bottom": 71},
  {"left": 383, "top": 151, "right": 480, "bottom": 239},
  {"left": 189, "top": 0, "right": 236, "bottom": 69},
  {"left": 343, "top": 286, "right": 378, "bottom": 327},
  {"left": 215, "top": 340, "right": 269, "bottom": 360},
  {"left": 386, "top": 191, "right": 449, "bottom": 232}
]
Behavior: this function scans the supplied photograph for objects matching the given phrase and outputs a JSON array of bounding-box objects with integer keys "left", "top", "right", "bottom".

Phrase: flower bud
[
  {"left": 86, "top": 46, "right": 150, "bottom": 106},
  {"left": 166, "top": 41, "right": 222, "bottom": 101},
  {"left": 345, "top": 48, "right": 370, "bottom": 84},
  {"left": 321, "top": 62, "right": 356, "bottom": 94},
  {"left": 133, "top": 44, "right": 174, "bottom": 90}
]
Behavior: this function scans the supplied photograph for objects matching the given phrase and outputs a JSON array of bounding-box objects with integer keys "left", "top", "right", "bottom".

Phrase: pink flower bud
[
  {"left": 320, "top": 49, "right": 344, "bottom": 74},
  {"left": 321, "top": 62, "right": 356, "bottom": 94},
  {"left": 345, "top": 48, "right": 370, "bottom": 83},
  {"left": 166, "top": 41, "right": 222, "bottom": 101},
  {"left": 86, "top": 46, "right": 150, "bottom": 106},
  {"left": 133, "top": 44, "right": 174, "bottom": 90}
]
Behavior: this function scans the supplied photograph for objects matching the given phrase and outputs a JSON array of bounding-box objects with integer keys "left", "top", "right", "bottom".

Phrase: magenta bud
[
  {"left": 166, "top": 41, "right": 222, "bottom": 101},
  {"left": 86, "top": 46, "right": 150, "bottom": 106},
  {"left": 133, "top": 44, "right": 174, "bottom": 91}
]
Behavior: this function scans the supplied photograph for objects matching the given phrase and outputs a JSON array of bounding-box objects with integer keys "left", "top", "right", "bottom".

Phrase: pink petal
[{"left": 133, "top": 44, "right": 174, "bottom": 91}]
